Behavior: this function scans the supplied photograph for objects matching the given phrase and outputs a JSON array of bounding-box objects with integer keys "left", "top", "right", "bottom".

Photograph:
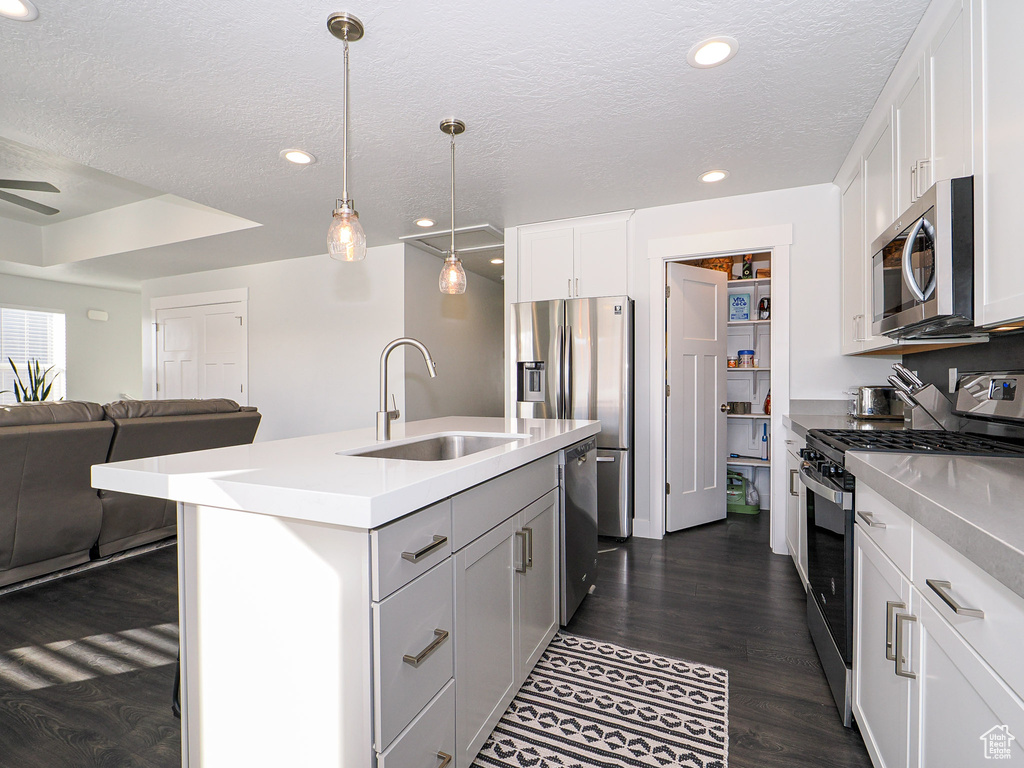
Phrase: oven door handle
[{"left": 798, "top": 462, "right": 849, "bottom": 506}]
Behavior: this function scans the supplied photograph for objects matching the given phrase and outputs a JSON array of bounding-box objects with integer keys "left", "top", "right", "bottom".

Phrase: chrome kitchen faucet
[{"left": 377, "top": 338, "right": 436, "bottom": 440}]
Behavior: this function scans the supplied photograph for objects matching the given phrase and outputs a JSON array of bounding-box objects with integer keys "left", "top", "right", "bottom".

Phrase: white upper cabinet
[
  {"left": 972, "top": 0, "right": 1024, "bottom": 327},
  {"left": 895, "top": 64, "right": 929, "bottom": 214},
  {"left": 840, "top": 168, "right": 867, "bottom": 355},
  {"left": 864, "top": 119, "right": 896, "bottom": 247},
  {"left": 928, "top": 1, "right": 973, "bottom": 185},
  {"left": 517, "top": 212, "right": 631, "bottom": 302},
  {"left": 518, "top": 225, "right": 575, "bottom": 304}
]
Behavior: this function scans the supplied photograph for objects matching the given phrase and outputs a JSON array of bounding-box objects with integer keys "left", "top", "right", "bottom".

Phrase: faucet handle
[{"left": 390, "top": 394, "right": 400, "bottom": 419}]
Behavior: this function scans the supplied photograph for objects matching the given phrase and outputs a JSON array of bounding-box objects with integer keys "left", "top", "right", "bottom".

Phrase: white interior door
[
  {"left": 155, "top": 307, "right": 199, "bottom": 400},
  {"left": 665, "top": 262, "right": 727, "bottom": 532},
  {"left": 155, "top": 301, "right": 248, "bottom": 404}
]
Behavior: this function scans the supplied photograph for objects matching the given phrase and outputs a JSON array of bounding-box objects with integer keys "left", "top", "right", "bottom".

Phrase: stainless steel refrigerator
[{"left": 510, "top": 296, "right": 633, "bottom": 538}]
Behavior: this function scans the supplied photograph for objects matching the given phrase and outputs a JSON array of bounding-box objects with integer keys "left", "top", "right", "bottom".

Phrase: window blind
[{"left": 0, "top": 307, "right": 67, "bottom": 404}]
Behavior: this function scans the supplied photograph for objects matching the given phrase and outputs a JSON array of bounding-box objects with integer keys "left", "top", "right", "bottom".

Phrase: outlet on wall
[{"left": 949, "top": 367, "right": 959, "bottom": 394}]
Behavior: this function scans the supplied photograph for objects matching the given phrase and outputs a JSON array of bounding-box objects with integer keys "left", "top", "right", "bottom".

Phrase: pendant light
[
  {"left": 326, "top": 12, "right": 367, "bottom": 262},
  {"left": 438, "top": 118, "right": 467, "bottom": 294}
]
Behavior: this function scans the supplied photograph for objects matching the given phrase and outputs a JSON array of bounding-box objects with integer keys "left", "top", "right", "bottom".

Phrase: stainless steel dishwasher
[{"left": 559, "top": 436, "right": 598, "bottom": 625}]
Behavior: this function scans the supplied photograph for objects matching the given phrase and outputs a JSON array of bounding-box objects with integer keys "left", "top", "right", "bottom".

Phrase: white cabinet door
[
  {"left": 853, "top": 529, "right": 914, "bottom": 768},
  {"left": 518, "top": 225, "right": 574, "bottom": 303},
  {"left": 575, "top": 218, "right": 628, "bottom": 299},
  {"left": 895, "top": 64, "right": 929, "bottom": 213},
  {"left": 911, "top": 595, "right": 1024, "bottom": 767},
  {"left": 972, "top": 0, "right": 1024, "bottom": 327},
  {"left": 784, "top": 445, "right": 808, "bottom": 588},
  {"left": 454, "top": 519, "right": 517, "bottom": 768},
  {"left": 864, "top": 119, "right": 896, "bottom": 247},
  {"left": 785, "top": 448, "right": 801, "bottom": 576},
  {"left": 928, "top": 0, "right": 972, "bottom": 185},
  {"left": 840, "top": 168, "right": 867, "bottom": 355},
  {"left": 515, "top": 490, "right": 559, "bottom": 684}
]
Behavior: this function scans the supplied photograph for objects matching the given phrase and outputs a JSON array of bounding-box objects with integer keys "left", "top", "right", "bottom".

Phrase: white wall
[
  {"left": 0, "top": 273, "right": 142, "bottom": 403},
  {"left": 403, "top": 246, "right": 504, "bottom": 420},
  {"left": 141, "top": 245, "right": 406, "bottom": 442},
  {"left": 630, "top": 183, "right": 894, "bottom": 539}
]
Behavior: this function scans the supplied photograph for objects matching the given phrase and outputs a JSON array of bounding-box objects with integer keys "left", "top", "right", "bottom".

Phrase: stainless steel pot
[{"left": 847, "top": 386, "right": 905, "bottom": 420}]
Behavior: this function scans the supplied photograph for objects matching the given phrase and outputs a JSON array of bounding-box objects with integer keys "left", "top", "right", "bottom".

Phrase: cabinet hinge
[
  {"left": 666, "top": 482, "right": 671, "bottom": 495},
  {"left": 240, "top": 384, "right": 244, "bottom": 393},
  {"left": 155, "top": 382, "right": 160, "bottom": 392},
  {"left": 665, "top": 285, "right": 671, "bottom": 299}
]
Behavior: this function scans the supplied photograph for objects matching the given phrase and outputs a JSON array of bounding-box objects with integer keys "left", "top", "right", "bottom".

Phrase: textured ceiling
[{"left": 0, "top": 0, "right": 930, "bottom": 289}]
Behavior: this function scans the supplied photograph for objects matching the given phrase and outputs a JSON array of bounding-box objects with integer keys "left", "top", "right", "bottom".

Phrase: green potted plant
[{"left": 3, "top": 358, "right": 60, "bottom": 402}]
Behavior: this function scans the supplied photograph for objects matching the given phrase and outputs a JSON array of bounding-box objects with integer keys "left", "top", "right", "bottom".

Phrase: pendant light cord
[
  {"left": 342, "top": 37, "right": 350, "bottom": 203},
  {"left": 449, "top": 132, "right": 456, "bottom": 257}
]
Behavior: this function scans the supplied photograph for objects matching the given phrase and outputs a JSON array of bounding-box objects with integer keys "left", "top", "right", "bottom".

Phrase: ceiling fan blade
[
  {"left": 0, "top": 180, "right": 60, "bottom": 193},
  {"left": 0, "top": 190, "right": 61, "bottom": 216}
]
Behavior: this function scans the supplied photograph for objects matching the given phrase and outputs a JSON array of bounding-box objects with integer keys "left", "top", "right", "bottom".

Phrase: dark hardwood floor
[
  {"left": 0, "top": 513, "right": 870, "bottom": 768},
  {"left": 0, "top": 544, "right": 181, "bottom": 768},
  {"left": 567, "top": 511, "right": 872, "bottom": 768}
]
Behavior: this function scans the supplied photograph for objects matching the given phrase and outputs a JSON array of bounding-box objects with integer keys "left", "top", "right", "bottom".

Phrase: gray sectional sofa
[{"left": 0, "top": 398, "right": 261, "bottom": 587}]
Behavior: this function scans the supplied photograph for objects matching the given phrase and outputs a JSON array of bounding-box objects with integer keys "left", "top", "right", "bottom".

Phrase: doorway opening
[{"left": 665, "top": 251, "right": 773, "bottom": 534}]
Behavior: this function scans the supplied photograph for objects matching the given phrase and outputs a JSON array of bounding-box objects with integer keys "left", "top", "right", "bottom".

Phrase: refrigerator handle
[
  {"left": 556, "top": 324, "right": 565, "bottom": 419},
  {"left": 564, "top": 325, "right": 573, "bottom": 420}
]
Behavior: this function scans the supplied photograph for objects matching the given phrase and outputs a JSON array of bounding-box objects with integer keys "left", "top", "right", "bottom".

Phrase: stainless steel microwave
[{"left": 871, "top": 176, "right": 975, "bottom": 339}]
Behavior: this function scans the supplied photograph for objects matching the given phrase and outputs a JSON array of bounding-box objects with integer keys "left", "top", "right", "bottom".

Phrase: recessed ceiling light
[
  {"left": 280, "top": 148, "right": 316, "bottom": 165},
  {"left": 687, "top": 36, "right": 738, "bottom": 68},
  {"left": 415, "top": 218, "right": 435, "bottom": 228},
  {"left": 699, "top": 170, "right": 729, "bottom": 183},
  {"left": 0, "top": 0, "right": 39, "bottom": 21},
  {"left": 490, "top": 258, "right": 504, "bottom": 265}
]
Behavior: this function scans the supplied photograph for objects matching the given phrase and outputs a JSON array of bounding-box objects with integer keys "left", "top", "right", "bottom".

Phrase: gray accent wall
[{"left": 403, "top": 245, "right": 504, "bottom": 421}]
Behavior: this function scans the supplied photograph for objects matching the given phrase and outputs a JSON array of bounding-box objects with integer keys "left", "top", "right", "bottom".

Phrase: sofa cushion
[
  {"left": 0, "top": 401, "right": 105, "bottom": 426},
  {"left": 103, "top": 398, "right": 243, "bottom": 419}
]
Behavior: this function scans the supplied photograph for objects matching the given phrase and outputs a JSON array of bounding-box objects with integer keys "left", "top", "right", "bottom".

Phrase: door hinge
[
  {"left": 155, "top": 382, "right": 160, "bottom": 392},
  {"left": 666, "top": 482, "right": 671, "bottom": 495},
  {"left": 240, "top": 384, "right": 244, "bottom": 393},
  {"left": 666, "top": 383, "right": 671, "bottom": 397},
  {"left": 665, "top": 285, "right": 671, "bottom": 299}
]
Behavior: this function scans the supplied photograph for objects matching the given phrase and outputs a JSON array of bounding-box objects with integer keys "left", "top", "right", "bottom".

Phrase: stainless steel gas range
[{"left": 798, "top": 370, "right": 1024, "bottom": 727}]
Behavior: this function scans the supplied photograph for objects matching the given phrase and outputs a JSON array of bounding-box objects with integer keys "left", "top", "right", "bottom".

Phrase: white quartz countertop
[
  {"left": 847, "top": 452, "right": 1024, "bottom": 602},
  {"left": 92, "top": 417, "right": 600, "bottom": 530}
]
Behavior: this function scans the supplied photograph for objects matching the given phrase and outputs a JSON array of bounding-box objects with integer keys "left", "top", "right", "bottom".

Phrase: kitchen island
[{"left": 92, "top": 416, "right": 600, "bottom": 768}]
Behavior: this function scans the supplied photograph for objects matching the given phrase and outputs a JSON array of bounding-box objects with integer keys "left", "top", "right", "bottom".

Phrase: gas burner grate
[{"left": 811, "top": 429, "right": 1024, "bottom": 458}]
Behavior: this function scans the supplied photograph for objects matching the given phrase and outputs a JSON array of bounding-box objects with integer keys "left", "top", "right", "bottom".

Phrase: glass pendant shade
[
  {"left": 328, "top": 202, "right": 366, "bottom": 261},
  {"left": 439, "top": 253, "right": 467, "bottom": 294}
]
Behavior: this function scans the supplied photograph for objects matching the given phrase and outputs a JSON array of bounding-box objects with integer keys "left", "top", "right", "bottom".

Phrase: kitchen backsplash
[{"left": 902, "top": 332, "right": 1024, "bottom": 394}]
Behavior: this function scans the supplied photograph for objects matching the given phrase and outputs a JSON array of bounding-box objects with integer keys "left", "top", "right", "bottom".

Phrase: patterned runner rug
[{"left": 474, "top": 633, "right": 728, "bottom": 768}]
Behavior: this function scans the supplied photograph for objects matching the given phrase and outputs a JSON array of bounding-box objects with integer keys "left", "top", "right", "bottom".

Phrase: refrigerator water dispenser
[{"left": 517, "top": 361, "right": 546, "bottom": 403}]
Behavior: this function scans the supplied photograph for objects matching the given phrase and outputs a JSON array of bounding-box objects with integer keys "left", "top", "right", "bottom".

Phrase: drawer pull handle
[
  {"left": 857, "top": 511, "right": 886, "bottom": 529},
  {"left": 927, "top": 579, "right": 985, "bottom": 619},
  {"left": 523, "top": 526, "right": 534, "bottom": 569},
  {"left": 515, "top": 530, "right": 528, "bottom": 573},
  {"left": 885, "top": 600, "right": 905, "bottom": 661},
  {"left": 789, "top": 468, "right": 799, "bottom": 497},
  {"left": 436, "top": 752, "right": 452, "bottom": 768},
  {"left": 595, "top": 456, "right": 615, "bottom": 462},
  {"left": 403, "top": 629, "right": 449, "bottom": 667},
  {"left": 402, "top": 535, "right": 448, "bottom": 563},
  {"left": 894, "top": 613, "right": 917, "bottom": 679}
]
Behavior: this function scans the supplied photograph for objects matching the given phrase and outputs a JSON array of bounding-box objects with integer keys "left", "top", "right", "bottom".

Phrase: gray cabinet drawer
[
  {"left": 372, "top": 500, "right": 452, "bottom": 601},
  {"left": 373, "top": 558, "right": 454, "bottom": 751},
  {"left": 451, "top": 456, "right": 557, "bottom": 551},
  {"left": 377, "top": 680, "right": 455, "bottom": 768}
]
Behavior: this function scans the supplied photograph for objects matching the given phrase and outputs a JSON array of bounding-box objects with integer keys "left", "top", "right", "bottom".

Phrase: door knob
[{"left": 720, "top": 404, "right": 728, "bottom": 413}]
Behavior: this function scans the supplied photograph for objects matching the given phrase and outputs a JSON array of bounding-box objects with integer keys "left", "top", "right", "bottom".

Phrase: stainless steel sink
[{"left": 343, "top": 433, "right": 524, "bottom": 461}]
